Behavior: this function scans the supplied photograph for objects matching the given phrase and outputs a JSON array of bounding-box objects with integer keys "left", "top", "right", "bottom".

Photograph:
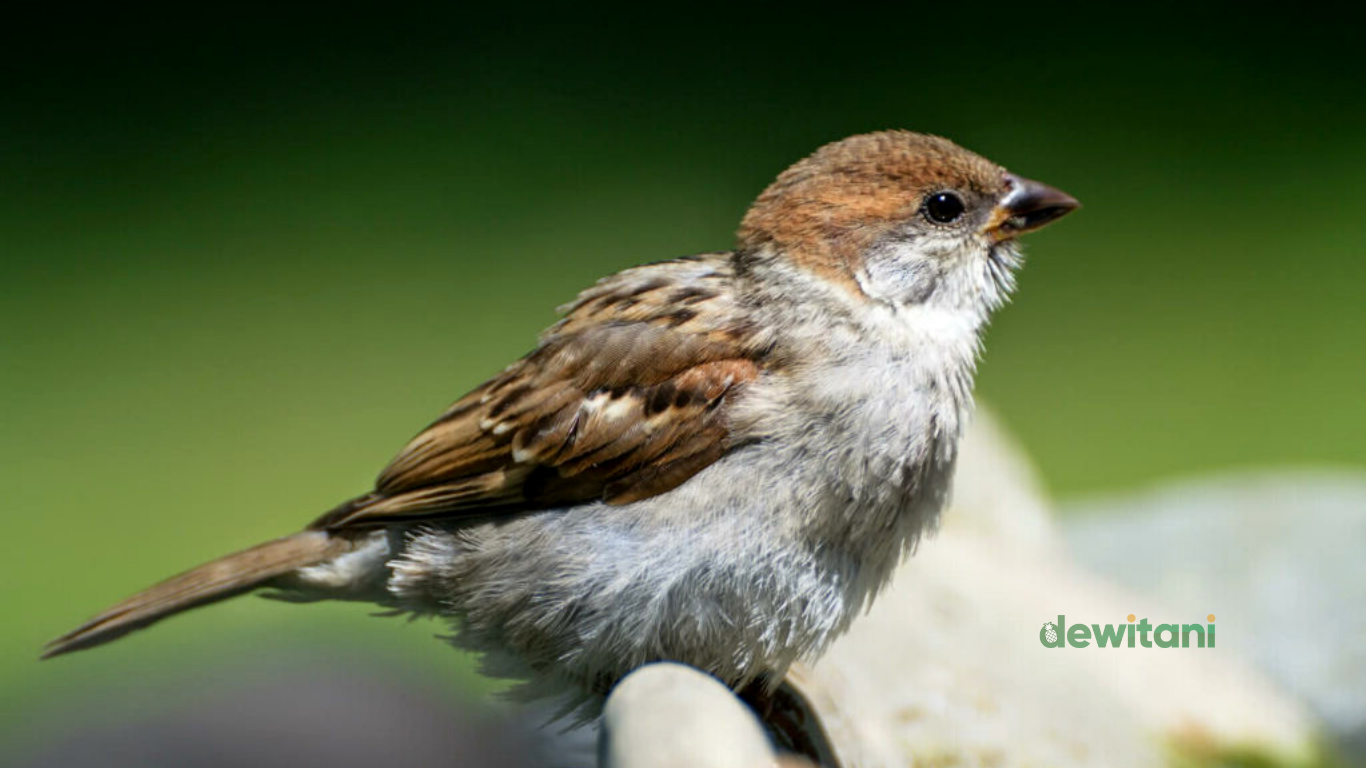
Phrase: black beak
[{"left": 989, "top": 173, "right": 1079, "bottom": 240}]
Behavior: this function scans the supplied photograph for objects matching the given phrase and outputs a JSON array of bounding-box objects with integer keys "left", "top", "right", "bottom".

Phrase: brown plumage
[
  {"left": 44, "top": 254, "right": 767, "bottom": 658},
  {"left": 316, "top": 255, "right": 767, "bottom": 527}
]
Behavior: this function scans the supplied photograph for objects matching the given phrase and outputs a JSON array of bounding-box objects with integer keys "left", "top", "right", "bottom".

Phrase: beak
[{"left": 987, "top": 173, "right": 1079, "bottom": 241}]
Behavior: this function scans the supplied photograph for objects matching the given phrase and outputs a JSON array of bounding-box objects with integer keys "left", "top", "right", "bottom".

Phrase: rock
[
  {"left": 1065, "top": 471, "right": 1366, "bottom": 761},
  {"left": 600, "top": 663, "right": 776, "bottom": 768},
  {"left": 564, "top": 409, "right": 1330, "bottom": 768}
]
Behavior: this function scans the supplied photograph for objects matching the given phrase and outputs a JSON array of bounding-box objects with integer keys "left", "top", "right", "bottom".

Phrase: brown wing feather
[{"left": 311, "top": 254, "right": 768, "bottom": 530}]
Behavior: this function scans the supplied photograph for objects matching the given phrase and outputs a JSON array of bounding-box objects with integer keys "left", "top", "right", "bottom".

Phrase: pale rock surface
[
  {"left": 1065, "top": 471, "right": 1366, "bottom": 759},
  {"left": 573, "top": 411, "right": 1326, "bottom": 767},
  {"left": 600, "top": 663, "right": 776, "bottom": 768}
]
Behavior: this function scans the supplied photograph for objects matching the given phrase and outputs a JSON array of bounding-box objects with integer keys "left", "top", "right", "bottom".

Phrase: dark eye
[{"left": 924, "top": 191, "right": 966, "bottom": 224}]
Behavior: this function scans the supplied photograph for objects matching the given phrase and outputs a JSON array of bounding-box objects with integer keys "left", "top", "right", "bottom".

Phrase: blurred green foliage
[{"left": 2, "top": 8, "right": 1362, "bottom": 754}]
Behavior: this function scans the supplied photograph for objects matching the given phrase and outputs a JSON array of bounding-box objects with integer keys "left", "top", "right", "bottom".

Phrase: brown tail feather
[{"left": 42, "top": 530, "right": 351, "bottom": 659}]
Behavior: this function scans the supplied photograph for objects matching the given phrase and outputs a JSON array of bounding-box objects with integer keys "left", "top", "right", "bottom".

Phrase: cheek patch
[{"left": 857, "top": 243, "right": 944, "bottom": 305}]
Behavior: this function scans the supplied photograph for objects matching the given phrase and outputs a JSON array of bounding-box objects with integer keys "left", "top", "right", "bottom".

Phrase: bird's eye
[{"left": 924, "top": 191, "right": 966, "bottom": 224}]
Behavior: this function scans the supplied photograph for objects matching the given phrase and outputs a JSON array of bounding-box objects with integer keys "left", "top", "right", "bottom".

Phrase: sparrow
[{"left": 44, "top": 130, "right": 1077, "bottom": 712}]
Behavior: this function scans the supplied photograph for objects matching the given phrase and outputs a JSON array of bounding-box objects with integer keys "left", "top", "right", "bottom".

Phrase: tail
[{"left": 42, "top": 530, "right": 353, "bottom": 659}]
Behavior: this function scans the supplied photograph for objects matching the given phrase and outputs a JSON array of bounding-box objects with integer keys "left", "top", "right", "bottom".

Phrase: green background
[{"left": 3, "top": 8, "right": 1362, "bottom": 755}]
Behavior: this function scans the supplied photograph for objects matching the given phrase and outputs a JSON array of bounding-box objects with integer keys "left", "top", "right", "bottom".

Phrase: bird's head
[{"left": 737, "top": 131, "right": 1078, "bottom": 314}]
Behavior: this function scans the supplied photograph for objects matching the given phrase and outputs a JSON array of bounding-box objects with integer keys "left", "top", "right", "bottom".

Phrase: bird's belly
[{"left": 383, "top": 435, "right": 947, "bottom": 701}]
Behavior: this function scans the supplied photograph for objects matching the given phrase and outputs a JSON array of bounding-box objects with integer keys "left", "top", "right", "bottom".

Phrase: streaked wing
[{"left": 312, "top": 254, "right": 768, "bottom": 530}]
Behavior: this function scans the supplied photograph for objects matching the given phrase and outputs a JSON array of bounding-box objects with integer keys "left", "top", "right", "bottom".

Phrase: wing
[{"left": 311, "top": 254, "right": 769, "bottom": 530}]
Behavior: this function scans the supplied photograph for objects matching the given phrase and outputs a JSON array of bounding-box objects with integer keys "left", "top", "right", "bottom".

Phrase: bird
[{"left": 44, "top": 130, "right": 1077, "bottom": 713}]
